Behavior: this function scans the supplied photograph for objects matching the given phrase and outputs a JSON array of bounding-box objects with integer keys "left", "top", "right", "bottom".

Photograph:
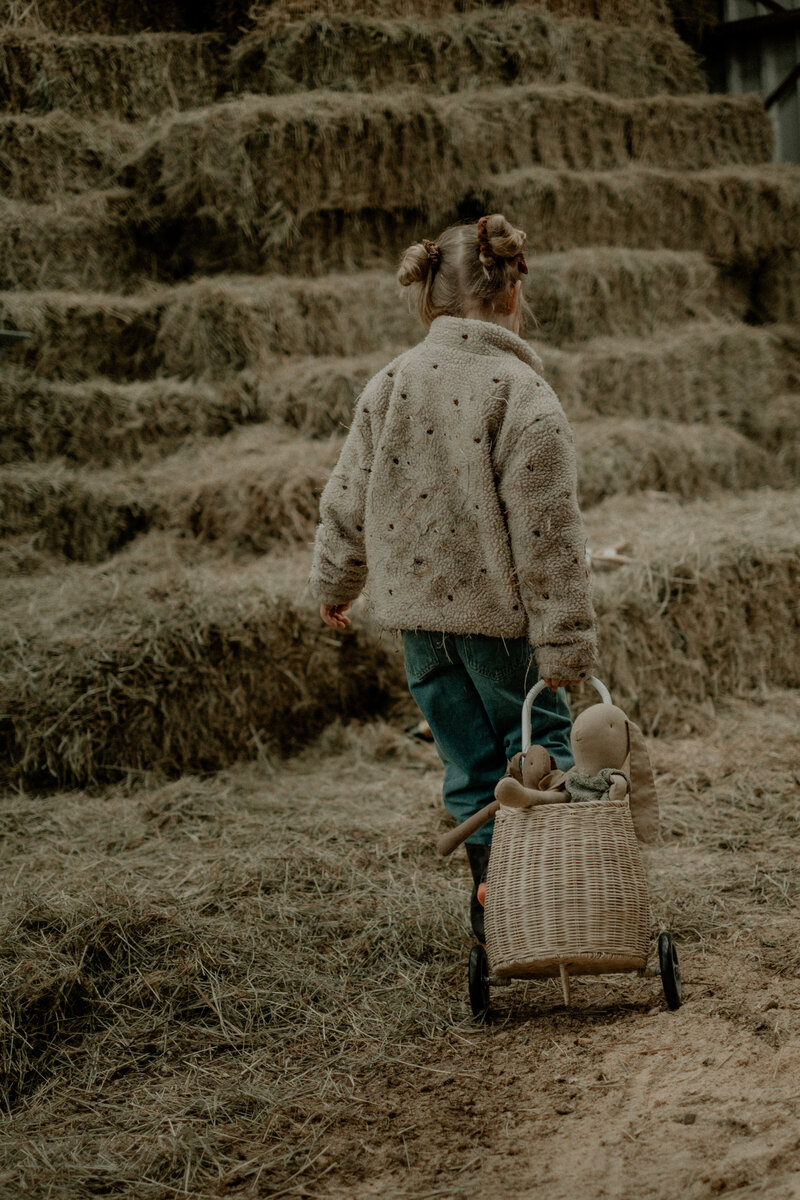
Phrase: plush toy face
[
  {"left": 507, "top": 743, "right": 553, "bottom": 790},
  {"left": 570, "top": 704, "right": 629, "bottom": 776}
]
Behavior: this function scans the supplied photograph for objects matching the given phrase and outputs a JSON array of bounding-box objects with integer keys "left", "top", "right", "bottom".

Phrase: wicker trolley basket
[
  {"left": 485, "top": 796, "right": 650, "bottom": 983},
  {"left": 461, "top": 677, "right": 682, "bottom": 1016}
]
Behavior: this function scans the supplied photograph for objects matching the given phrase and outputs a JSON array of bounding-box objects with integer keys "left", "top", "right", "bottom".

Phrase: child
[{"left": 309, "top": 213, "right": 597, "bottom": 940}]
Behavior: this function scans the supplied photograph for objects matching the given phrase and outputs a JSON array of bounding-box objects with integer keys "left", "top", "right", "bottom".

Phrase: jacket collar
[{"left": 426, "top": 316, "right": 543, "bottom": 374}]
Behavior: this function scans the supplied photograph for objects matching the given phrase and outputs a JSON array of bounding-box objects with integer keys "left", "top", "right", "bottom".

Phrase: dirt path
[
  {"left": 332, "top": 969, "right": 800, "bottom": 1200},
  {"left": 1, "top": 692, "right": 798, "bottom": 1199},
  {"left": 308, "top": 692, "right": 800, "bottom": 1200}
]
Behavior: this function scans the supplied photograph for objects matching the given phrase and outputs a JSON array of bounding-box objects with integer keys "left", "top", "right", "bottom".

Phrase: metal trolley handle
[{"left": 522, "top": 676, "right": 612, "bottom": 752}]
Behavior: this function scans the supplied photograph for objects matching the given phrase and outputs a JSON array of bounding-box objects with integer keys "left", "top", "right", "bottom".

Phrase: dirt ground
[{"left": 1, "top": 688, "right": 799, "bottom": 1199}]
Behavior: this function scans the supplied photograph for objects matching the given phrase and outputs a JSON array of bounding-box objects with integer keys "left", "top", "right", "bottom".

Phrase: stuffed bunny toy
[{"left": 495, "top": 703, "right": 659, "bottom": 844}]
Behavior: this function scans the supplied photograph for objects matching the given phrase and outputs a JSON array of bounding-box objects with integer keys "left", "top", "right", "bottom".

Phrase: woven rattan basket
[{"left": 484, "top": 796, "right": 649, "bottom": 982}]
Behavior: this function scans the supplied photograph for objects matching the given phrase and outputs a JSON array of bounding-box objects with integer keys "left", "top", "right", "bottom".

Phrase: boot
[{"left": 465, "top": 842, "right": 491, "bottom": 943}]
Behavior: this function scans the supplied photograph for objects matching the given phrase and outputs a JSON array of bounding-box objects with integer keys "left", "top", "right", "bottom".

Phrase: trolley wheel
[
  {"left": 468, "top": 943, "right": 490, "bottom": 1020},
  {"left": 658, "top": 932, "right": 682, "bottom": 1010}
]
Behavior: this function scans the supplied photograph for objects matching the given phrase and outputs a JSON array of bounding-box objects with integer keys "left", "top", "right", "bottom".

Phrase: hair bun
[
  {"left": 477, "top": 213, "right": 527, "bottom": 268},
  {"left": 398, "top": 242, "right": 434, "bottom": 287}
]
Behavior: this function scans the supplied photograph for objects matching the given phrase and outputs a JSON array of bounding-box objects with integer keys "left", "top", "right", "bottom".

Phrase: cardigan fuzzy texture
[{"left": 309, "top": 316, "right": 597, "bottom": 680}]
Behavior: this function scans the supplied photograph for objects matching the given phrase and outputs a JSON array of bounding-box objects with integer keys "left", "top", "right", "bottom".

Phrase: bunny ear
[
  {"left": 626, "top": 719, "right": 660, "bottom": 844},
  {"left": 507, "top": 752, "right": 525, "bottom": 784}
]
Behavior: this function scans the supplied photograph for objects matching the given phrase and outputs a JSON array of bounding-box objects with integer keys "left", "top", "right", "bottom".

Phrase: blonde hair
[{"left": 397, "top": 213, "right": 528, "bottom": 330}]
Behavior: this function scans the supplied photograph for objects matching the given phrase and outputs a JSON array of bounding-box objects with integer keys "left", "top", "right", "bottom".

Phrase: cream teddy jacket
[{"left": 309, "top": 316, "right": 597, "bottom": 680}]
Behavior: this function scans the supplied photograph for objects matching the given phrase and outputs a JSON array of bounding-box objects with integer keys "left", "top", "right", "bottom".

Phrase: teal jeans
[{"left": 402, "top": 630, "right": 573, "bottom": 846}]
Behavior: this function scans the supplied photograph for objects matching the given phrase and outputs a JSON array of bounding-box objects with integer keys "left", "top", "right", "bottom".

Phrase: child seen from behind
[{"left": 310, "top": 213, "right": 597, "bottom": 940}]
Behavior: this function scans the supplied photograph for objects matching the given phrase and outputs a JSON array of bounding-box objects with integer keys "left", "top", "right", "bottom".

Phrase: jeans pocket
[
  {"left": 459, "top": 633, "right": 534, "bottom": 682},
  {"left": 401, "top": 630, "right": 443, "bottom": 683}
]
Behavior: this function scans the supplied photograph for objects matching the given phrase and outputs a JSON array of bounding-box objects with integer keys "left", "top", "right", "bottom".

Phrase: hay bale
[
  {"left": 1, "top": 351, "right": 407, "bottom": 453},
  {"left": 149, "top": 164, "right": 800, "bottom": 278},
  {"left": 251, "top": 0, "right": 673, "bottom": 31},
  {"left": 2, "top": 486, "right": 797, "bottom": 787},
  {"left": 0, "top": 370, "right": 262, "bottom": 465},
  {"left": 144, "top": 426, "right": 339, "bottom": 553},
  {"left": 529, "top": 249, "right": 732, "bottom": 344},
  {"left": 0, "top": 0, "right": 250, "bottom": 34},
  {"left": 0, "top": 110, "right": 136, "bottom": 200},
  {"left": 0, "top": 288, "right": 168, "bottom": 380},
  {"left": 541, "top": 322, "right": 780, "bottom": 429},
  {"left": 151, "top": 419, "right": 790, "bottom": 557},
  {"left": 146, "top": 202, "right": 426, "bottom": 279},
  {"left": 0, "top": 192, "right": 136, "bottom": 291},
  {"left": 772, "top": 325, "right": 800, "bottom": 394},
  {"left": 252, "top": 353, "right": 387, "bottom": 435},
  {"left": 737, "top": 393, "right": 800, "bottom": 478},
  {"left": 154, "top": 273, "right": 419, "bottom": 377},
  {"left": 0, "top": 553, "right": 405, "bottom": 789},
  {"left": 586, "top": 488, "right": 800, "bottom": 731},
  {"left": 0, "top": 428, "right": 337, "bottom": 561},
  {"left": 486, "top": 163, "right": 800, "bottom": 260},
  {"left": 14, "top": 166, "right": 798, "bottom": 292},
  {"left": 574, "top": 417, "right": 786, "bottom": 509},
  {"left": 127, "top": 88, "right": 773, "bottom": 262},
  {"left": 0, "top": 461, "right": 148, "bottom": 562},
  {"left": 233, "top": 10, "right": 702, "bottom": 98},
  {"left": 0, "top": 31, "right": 223, "bottom": 117}
]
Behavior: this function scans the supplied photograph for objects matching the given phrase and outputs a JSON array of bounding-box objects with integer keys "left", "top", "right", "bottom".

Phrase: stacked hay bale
[{"left": 0, "top": 0, "right": 798, "bottom": 788}]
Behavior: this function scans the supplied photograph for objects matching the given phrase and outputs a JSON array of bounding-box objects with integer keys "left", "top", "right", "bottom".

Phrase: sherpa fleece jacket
[{"left": 309, "top": 315, "right": 597, "bottom": 681}]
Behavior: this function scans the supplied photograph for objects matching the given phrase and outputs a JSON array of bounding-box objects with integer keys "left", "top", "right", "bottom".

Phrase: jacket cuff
[
  {"left": 534, "top": 632, "right": 598, "bottom": 682},
  {"left": 310, "top": 582, "right": 359, "bottom": 607}
]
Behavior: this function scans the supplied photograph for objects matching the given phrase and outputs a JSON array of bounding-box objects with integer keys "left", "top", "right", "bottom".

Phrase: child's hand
[{"left": 320, "top": 603, "right": 351, "bottom": 630}]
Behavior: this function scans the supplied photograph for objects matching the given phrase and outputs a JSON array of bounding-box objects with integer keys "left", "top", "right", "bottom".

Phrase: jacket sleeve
[
  {"left": 495, "top": 384, "right": 597, "bottom": 680},
  {"left": 308, "top": 379, "right": 377, "bottom": 607}
]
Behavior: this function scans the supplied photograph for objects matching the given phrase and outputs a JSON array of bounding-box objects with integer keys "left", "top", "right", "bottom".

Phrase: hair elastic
[
  {"left": 476, "top": 215, "right": 493, "bottom": 262},
  {"left": 422, "top": 238, "right": 440, "bottom": 265}
]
